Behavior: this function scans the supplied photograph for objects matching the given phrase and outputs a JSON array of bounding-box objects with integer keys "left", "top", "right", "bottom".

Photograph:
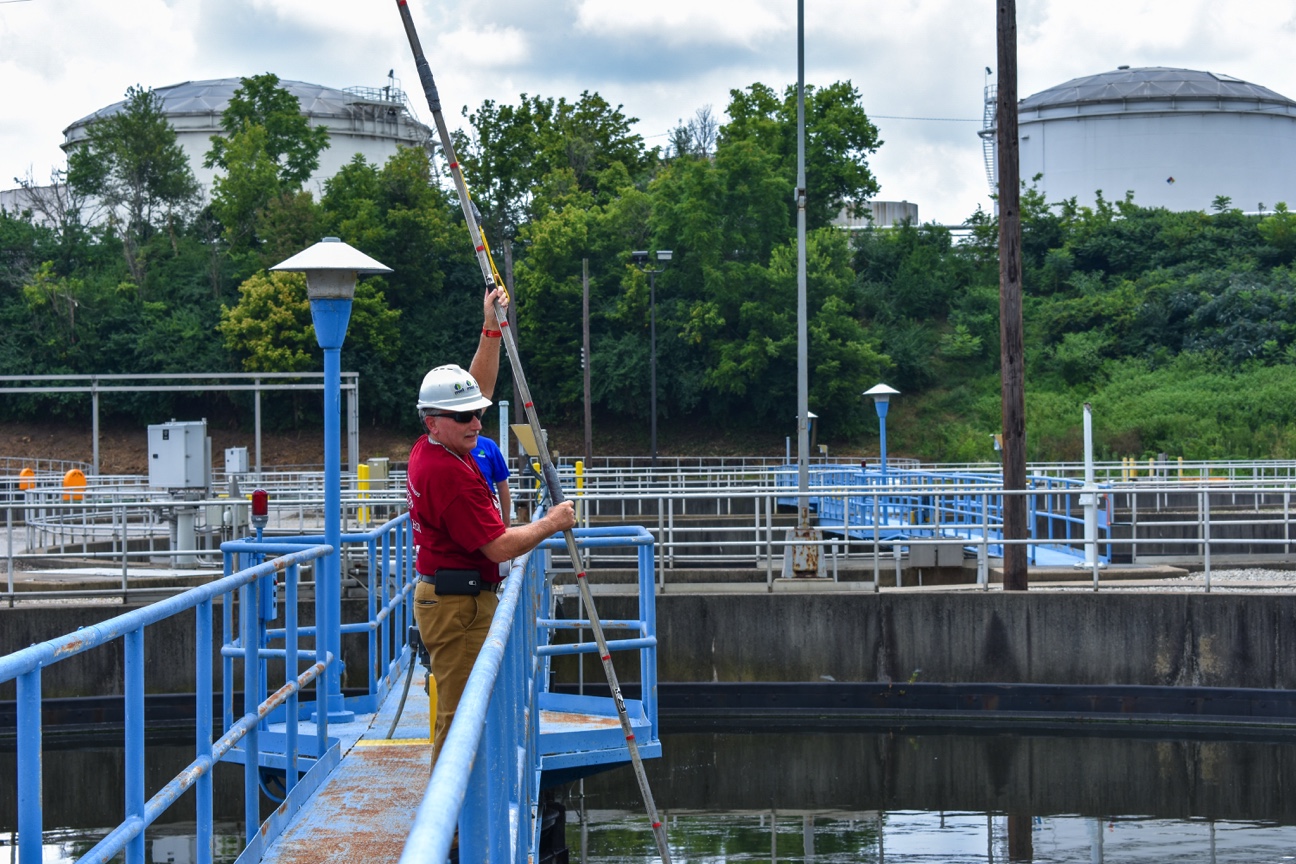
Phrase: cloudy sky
[{"left": 2, "top": 0, "right": 1295, "bottom": 225}]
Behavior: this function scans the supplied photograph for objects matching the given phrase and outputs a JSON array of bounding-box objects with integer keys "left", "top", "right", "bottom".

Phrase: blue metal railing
[
  {"left": 2, "top": 511, "right": 655, "bottom": 864},
  {"left": 212, "top": 513, "right": 417, "bottom": 862},
  {"left": 0, "top": 544, "right": 333, "bottom": 864},
  {"left": 227, "top": 513, "right": 418, "bottom": 718},
  {"left": 401, "top": 524, "right": 658, "bottom": 864},
  {"left": 0, "top": 510, "right": 419, "bottom": 864},
  {"left": 778, "top": 465, "right": 1111, "bottom": 564}
]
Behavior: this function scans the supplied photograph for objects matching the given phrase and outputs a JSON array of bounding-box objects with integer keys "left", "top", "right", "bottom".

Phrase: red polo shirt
[{"left": 406, "top": 434, "right": 507, "bottom": 583}]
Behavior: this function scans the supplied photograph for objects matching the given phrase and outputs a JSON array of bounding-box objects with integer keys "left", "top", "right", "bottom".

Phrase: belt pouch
[{"left": 434, "top": 568, "right": 481, "bottom": 596}]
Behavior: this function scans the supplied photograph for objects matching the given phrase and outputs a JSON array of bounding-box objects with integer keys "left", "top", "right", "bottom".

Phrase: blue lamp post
[
  {"left": 863, "top": 383, "right": 900, "bottom": 479},
  {"left": 272, "top": 237, "right": 390, "bottom": 722}
]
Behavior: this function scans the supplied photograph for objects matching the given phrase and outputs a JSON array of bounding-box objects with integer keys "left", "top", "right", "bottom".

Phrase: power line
[{"left": 871, "top": 114, "right": 980, "bottom": 122}]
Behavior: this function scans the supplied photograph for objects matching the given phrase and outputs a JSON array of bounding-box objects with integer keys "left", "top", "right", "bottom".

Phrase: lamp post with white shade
[
  {"left": 863, "top": 383, "right": 900, "bottom": 479},
  {"left": 271, "top": 237, "right": 391, "bottom": 722}
]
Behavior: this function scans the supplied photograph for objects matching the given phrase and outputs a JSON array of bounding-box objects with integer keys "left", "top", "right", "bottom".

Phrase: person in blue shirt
[{"left": 471, "top": 434, "right": 512, "bottom": 524}]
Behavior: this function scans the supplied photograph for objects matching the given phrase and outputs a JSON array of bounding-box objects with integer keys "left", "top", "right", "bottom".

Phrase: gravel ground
[{"left": 1038, "top": 567, "right": 1296, "bottom": 592}]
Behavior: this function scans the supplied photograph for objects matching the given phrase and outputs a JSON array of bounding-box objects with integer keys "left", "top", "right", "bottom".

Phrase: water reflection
[
  {"left": 566, "top": 727, "right": 1296, "bottom": 862},
  {"left": 0, "top": 744, "right": 250, "bottom": 864},
  {"left": 573, "top": 810, "right": 1296, "bottom": 863},
  {"left": 6, "top": 727, "right": 1296, "bottom": 862}
]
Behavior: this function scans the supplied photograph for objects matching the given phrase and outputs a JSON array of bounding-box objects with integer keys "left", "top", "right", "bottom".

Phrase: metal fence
[{"left": 4, "top": 462, "right": 1296, "bottom": 599}]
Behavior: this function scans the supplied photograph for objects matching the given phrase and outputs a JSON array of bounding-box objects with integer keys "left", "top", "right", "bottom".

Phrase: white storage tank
[
  {"left": 1013, "top": 67, "right": 1296, "bottom": 212},
  {"left": 62, "top": 78, "right": 432, "bottom": 196}
]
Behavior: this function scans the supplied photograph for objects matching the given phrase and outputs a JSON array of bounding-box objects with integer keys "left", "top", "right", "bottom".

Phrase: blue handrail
[
  {"left": 400, "top": 523, "right": 658, "bottom": 864},
  {"left": 0, "top": 510, "right": 419, "bottom": 864},
  {"left": 778, "top": 465, "right": 1111, "bottom": 564},
  {"left": 0, "top": 544, "right": 332, "bottom": 864}
]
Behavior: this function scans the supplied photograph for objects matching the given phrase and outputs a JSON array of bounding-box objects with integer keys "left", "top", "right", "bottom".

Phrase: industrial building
[
  {"left": 982, "top": 66, "right": 1296, "bottom": 213},
  {"left": 60, "top": 76, "right": 433, "bottom": 196}
]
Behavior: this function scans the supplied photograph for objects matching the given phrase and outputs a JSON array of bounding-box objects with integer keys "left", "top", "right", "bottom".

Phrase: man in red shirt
[{"left": 408, "top": 288, "right": 575, "bottom": 763}]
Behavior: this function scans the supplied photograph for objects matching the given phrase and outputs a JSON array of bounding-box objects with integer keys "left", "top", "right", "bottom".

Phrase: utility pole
[
  {"left": 583, "top": 258, "right": 592, "bottom": 468},
  {"left": 997, "top": 0, "right": 1028, "bottom": 590}
]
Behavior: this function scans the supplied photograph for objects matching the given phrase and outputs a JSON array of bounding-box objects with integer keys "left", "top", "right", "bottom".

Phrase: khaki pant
[{"left": 413, "top": 580, "right": 498, "bottom": 765}]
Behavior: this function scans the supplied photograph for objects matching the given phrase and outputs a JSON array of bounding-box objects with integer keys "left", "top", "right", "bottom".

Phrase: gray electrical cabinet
[
  {"left": 148, "top": 420, "right": 212, "bottom": 490},
  {"left": 224, "top": 446, "right": 249, "bottom": 474}
]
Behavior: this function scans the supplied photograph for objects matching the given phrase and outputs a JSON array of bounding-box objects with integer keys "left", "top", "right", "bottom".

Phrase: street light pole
[
  {"left": 632, "top": 250, "right": 672, "bottom": 467},
  {"left": 272, "top": 237, "right": 390, "bottom": 723},
  {"left": 649, "top": 267, "right": 657, "bottom": 467},
  {"left": 863, "top": 383, "right": 900, "bottom": 479}
]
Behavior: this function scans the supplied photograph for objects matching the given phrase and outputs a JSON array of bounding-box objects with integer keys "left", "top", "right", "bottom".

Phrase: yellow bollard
[
  {"left": 18, "top": 467, "right": 34, "bottom": 491},
  {"left": 357, "top": 463, "right": 370, "bottom": 525},
  {"left": 575, "top": 460, "right": 585, "bottom": 523}
]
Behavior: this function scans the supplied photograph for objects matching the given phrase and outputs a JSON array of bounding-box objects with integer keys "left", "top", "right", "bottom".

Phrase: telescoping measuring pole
[{"left": 393, "top": 3, "right": 672, "bottom": 862}]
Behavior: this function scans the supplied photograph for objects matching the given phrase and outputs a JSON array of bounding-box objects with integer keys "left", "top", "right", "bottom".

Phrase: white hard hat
[{"left": 416, "top": 364, "right": 493, "bottom": 413}]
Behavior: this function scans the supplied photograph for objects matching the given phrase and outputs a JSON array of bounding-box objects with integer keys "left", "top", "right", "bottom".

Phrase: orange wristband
[{"left": 482, "top": 327, "right": 503, "bottom": 338}]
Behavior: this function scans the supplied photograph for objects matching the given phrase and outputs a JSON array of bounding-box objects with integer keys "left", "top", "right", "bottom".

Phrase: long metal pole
[
  {"left": 795, "top": 0, "right": 809, "bottom": 526},
  {"left": 254, "top": 379, "right": 262, "bottom": 479},
  {"left": 650, "top": 270, "right": 658, "bottom": 467},
  {"left": 320, "top": 340, "right": 352, "bottom": 721},
  {"left": 91, "top": 378, "right": 99, "bottom": 476},
  {"left": 583, "top": 258, "right": 592, "bottom": 468},
  {"left": 394, "top": 4, "right": 672, "bottom": 860}
]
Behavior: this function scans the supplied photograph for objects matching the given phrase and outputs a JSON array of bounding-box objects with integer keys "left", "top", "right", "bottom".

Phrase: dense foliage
[{"left": 4, "top": 76, "right": 1296, "bottom": 460}]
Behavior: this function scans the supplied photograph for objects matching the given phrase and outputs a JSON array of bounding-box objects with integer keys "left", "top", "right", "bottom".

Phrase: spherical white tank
[
  {"left": 61, "top": 78, "right": 432, "bottom": 198},
  {"left": 1016, "top": 67, "right": 1296, "bottom": 212}
]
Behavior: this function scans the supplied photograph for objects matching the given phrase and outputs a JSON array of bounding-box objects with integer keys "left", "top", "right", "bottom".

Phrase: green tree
[
  {"left": 1258, "top": 202, "right": 1296, "bottom": 264},
  {"left": 453, "top": 95, "right": 554, "bottom": 242},
  {"left": 218, "top": 270, "right": 400, "bottom": 372},
  {"left": 722, "top": 81, "right": 881, "bottom": 228},
  {"left": 66, "top": 85, "right": 200, "bottom": 283},
  {"left": 205, "top": 74, "right": 330, "bottom": 188},
  {"left": 205, "top": 74, "right": 330, "bottom": 254},
  {"left": 317, "top": 147, "right": 484, "bottom": 424}
]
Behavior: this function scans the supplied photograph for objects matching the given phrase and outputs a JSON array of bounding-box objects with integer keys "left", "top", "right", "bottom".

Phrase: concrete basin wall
[
  {"left": 4, "top": 590, "right": 1296, "bottom": 699},
  {"left": 568, "top": 592, "right": 1296, "bottom": 690}
]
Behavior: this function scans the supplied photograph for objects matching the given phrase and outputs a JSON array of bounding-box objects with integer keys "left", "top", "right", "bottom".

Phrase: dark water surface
[
  {"left": 0, "top": 743, "right": 250, "bottom": 863},
  {"left": 563, "top": 725, "right": 1296, "bottom": 862},
  {"left": 6, "top": 726, "right": 1296, "bottom": 862}
]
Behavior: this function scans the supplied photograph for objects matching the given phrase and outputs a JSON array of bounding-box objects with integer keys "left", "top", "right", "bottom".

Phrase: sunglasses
[{"left": 430, "top": 408, "right": 485, "bottom": 423}]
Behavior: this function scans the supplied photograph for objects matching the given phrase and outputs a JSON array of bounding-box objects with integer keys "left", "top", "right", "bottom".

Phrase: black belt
[{"left": 416, "top": 573, "right": 504, "bottom": 593}]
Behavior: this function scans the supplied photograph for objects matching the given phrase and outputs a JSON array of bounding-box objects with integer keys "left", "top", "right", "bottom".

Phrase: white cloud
[
  {"left": 575, "top": 0, "right": 788, "bottom": 48},
  {"left": 4, "top": 0, "right": 1296, "bottom": 227},
  {"left": 426, "top": 24, "right": 532, "bottom": 71}
]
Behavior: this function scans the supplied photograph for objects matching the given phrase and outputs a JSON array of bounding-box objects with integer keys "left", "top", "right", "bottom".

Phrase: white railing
[{"left": 5, "top": 463, "right": 1296, "bottom": 599}]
